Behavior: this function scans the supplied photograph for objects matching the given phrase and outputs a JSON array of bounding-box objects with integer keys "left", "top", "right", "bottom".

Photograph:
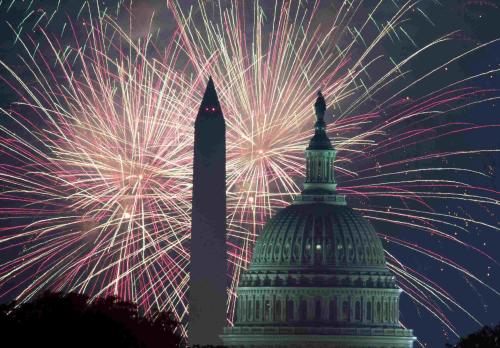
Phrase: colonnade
[{"left": 236, "top": 289, "right": 400, "bottom": 326}]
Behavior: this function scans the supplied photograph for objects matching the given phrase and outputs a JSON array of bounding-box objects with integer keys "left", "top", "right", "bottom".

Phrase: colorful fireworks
[
  {"left": 0, "top": 0, "right": 498, "bottom": 344},
  {"left": 0, "top": 1, "right": 199, "bottom": 336}
]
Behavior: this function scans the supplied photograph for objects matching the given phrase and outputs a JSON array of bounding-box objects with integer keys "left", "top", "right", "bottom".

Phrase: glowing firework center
[{"left": 221, "top": 93, "right": 416, "bottom": 347}]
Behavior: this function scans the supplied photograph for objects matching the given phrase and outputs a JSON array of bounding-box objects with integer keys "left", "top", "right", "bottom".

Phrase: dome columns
[
  {"left": 304, "top": 149, "right": 337, "bottom": 192},
  {"left": 235, "top": 287, "right": 402, "bottom": 326}
]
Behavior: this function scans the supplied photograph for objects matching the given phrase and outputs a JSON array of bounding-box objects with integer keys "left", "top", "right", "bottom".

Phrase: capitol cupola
[
  {"left": 221, "top": 92, "right": 416, "bottom": 348},
  {"left": 299, "top": 91, "right": 345, "bottom": 204}
]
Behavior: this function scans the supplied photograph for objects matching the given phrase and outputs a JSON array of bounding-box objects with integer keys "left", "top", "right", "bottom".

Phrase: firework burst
[{"left": 0, "top": 2, "right": 201, "bottom": 336}]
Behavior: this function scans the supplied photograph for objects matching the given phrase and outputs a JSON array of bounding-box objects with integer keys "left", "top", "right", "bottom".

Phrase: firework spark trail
[{"left": 170, "top": 0, "right": 499, "bottom": 333}]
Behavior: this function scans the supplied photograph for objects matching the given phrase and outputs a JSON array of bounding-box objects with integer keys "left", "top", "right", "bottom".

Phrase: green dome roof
[{"left": 250, "top": 203, "right": 387, "bottom": 272}]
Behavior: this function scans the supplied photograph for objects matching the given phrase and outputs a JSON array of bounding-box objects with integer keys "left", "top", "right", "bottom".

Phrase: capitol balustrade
[{"left": 224, "top": 326, "right": 414, "bottom": 337}]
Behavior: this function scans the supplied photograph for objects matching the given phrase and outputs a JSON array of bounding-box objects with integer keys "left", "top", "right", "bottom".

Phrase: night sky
[{"left": 0, "top": 1, "right": 498, "bottom": 347}]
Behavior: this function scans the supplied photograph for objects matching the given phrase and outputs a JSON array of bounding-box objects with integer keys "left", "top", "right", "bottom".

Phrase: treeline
[{"left": 0, "top": 291, "right": 182, "bottom": 348}]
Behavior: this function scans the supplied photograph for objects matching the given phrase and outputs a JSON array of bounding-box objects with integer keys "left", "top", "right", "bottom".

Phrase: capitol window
[
  {"left": 355, "top": 301, "right": 361, "bottom": 320},
  {"left": 286, "top": 300, "right": 294, "bottom": 321},
  {"left": 342, "top": 301, "right": 350, "bottom": 321},
  {"left": 315, "top": 298, "right": 322, "bottom": 320},
  {"left": 366, "top": 301, "right": 372, "bottom": 321},
  {"left": 275, "top": 300, "right": 281, "bottom": 321},
  {"left": 264, "top": 300, "right": 270, "bottom": 321},
  {"left": 299, "top": 299, "right": 307, "bottom": 321},
  {"left": 329, "top": 299, "right": 337, "bottom": 320}
]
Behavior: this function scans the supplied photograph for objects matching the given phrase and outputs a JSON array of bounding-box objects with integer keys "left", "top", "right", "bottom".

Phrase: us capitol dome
[{"left": 221, "top": 93, "right": 416, "bottom": 348}]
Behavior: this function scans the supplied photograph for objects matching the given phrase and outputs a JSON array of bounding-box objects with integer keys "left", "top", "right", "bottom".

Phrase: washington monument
[{"left": 188, "top": 77, "right": 227, "bottom": 346}]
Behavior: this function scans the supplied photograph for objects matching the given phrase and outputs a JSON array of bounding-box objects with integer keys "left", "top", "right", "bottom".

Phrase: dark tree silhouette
[
  {"left": 446, "top": 324, "right": 500, "bottom": 348},
  {"left": 0, "top": 291, "right": 182, "bottom": 348}
]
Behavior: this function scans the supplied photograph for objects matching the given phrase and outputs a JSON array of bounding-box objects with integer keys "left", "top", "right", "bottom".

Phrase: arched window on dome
[
  {"left": 329, "top": 298, "right": 337, "bottom": 321},
  {"left": 384, "top": 301, "right": 389, "bottom": 322},
  {"left": 247, "top": 299, "right": 252, "bottom": 321},
  {"left": 255, "top": 300, "right": 260, "bottom": 320},
  {"left": 355, "top": 301, "right": 361, "bottom": 321},
  {"left": 315, "top": 298, "right": 322, "bottom": 320},
  {"left": 314, "top": 225, "right": 323, "bottom": 264},
  {"left": 376, "top": 301, "right": 381, "bottom": 322},
  {"left": 366, "top": 301, "right": 372, "bottom": 321},
  {"left": 330, "top": 157, "right": 333, "bottom": 178},
  {"left": 390, "top": 300, "right": 394, "bottom": 323},
  {"left": 342, "top": 300, "right": 350, "bottom": 321},
  {"left": 299, "top": 299, "right": 307, "bottom": 321},
  {"left": 286, "top": 299, "right": 294, "bottom": 321},
  {"left": 275, "top": 300, "right": 282, "bottom": 321},
  {"left": 264, "top": 300, "right": 270, "bottom": 321},
  {"left": 393, "top": 299, "right": 398, "bottom": 322}
]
